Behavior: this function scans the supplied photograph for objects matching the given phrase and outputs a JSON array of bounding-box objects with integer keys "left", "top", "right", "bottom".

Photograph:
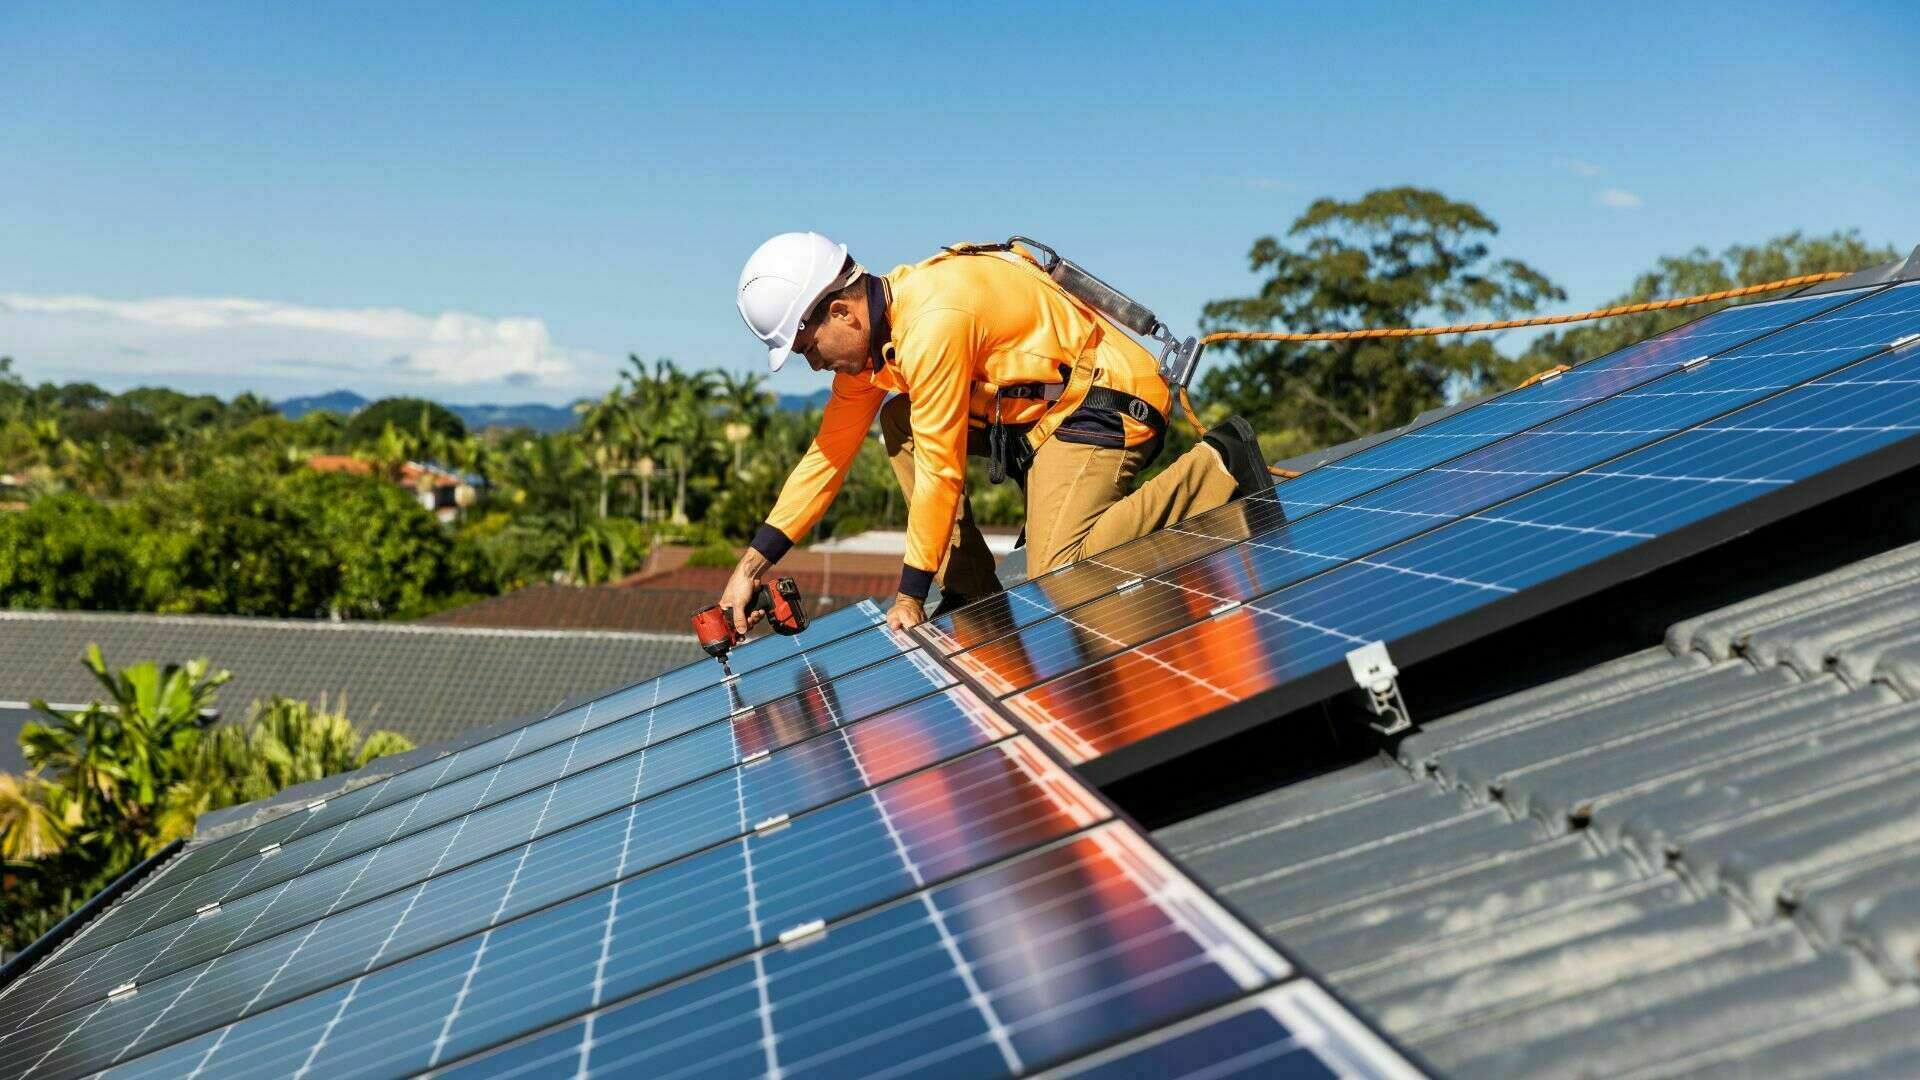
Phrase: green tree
[
  {"left": 154, "top": 696, "right": 412, "bottom": 841},
  {"left": 1201, "top": 187, "right": 1565, "bottom": 444},
  {"left": 2, "top": 648, "right": 410, "bottom": 951},
  {"left": 20, "top": 645, "right": 229, "bottom": 857},
  {"left": 345, "top": 396, "right": 467, "bottom": 445},
  {"left": 712, "top": 370, "right": 773, "bottom": 475},
  {"left": 1518, "top": 230, "right": 1897, "bottom": 372},
  {"left": 626, "top": 356, "right": 715, "bottom": 523},
  {"left": 0, "top": 493, "right": 143, "bottom": 610},
  {"left": 562, "top": 516, "right": 649, "bottom": 585}
]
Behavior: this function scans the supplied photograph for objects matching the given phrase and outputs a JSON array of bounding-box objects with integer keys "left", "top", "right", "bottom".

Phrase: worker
[{"left": 719, "top": 231, "right": 1273, "bottom": 633}]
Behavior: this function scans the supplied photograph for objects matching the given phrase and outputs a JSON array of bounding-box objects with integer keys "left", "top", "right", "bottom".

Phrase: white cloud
[
  {"left": 1596, "top": 187, "right": 1643, "bottom": 208},
  {"left": 1554, "top": 157, "right": 1603, "bottom": 177},
  {"left": 0, "top": 293, "right": 613, "bottom": 401}
]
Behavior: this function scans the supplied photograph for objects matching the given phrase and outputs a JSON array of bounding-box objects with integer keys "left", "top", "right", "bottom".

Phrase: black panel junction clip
[{"left": 1345, "top": 641, "right": 1412, "bottom": 736}]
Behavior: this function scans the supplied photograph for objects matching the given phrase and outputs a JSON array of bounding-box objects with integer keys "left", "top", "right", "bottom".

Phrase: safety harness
[{"left": 943, "top": 239, "right": 1170, "bottom": 485}]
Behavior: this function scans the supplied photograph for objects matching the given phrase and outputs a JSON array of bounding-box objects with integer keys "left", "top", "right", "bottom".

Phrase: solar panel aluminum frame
[{"left": 1027, "top": 342, "right": 1920, "bottom": 786}]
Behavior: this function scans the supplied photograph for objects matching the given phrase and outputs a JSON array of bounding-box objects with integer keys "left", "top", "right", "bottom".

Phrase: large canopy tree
[{"left": 1200, "top": 187, "right": 1564, "bottom": 444}]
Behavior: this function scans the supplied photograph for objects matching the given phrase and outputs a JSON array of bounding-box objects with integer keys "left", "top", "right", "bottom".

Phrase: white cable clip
[
  {"left": 1680, "top": 354, "right": 1710, "bottom": 371},
  {"left": 753, "top": 813, "right": 790, "bottom": 834},
  {"left": 108, "top": 981, "right": 138, "bottom": 1001},
  {"left": 1115, "top": 577, "right": 1143, "bottom": 592},
  {"left": 1208, "top": 600, "right": 1242, "bottom": 617},
  {"left": 195, "top": 902, "right": 220, "bottom": 918},
  {"left": 1346, "top": 641, "right": 1412, "bottom": 736},
  {"left": 306, "top": 799, "right": 327, "bottom": 812},
  {"left": 740, "top": 749, "right": 771, "bottom": 767},
  {"left": 1891, "top": 333, "right": 1920, "bottom": 351},
  {"left": 257, "top": 842, "right": 281, "bottom": 856},
  {"left": 778, "top": 918, "right": 827, "bottom": 946}
]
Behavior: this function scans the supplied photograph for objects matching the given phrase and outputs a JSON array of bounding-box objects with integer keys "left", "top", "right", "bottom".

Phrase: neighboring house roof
[
  {"left": 0, "top": 611, "right": 705, "bottom": 761},
  {"left": 619, "top": 565, "right": 901, "bottom": 606},
  {"left": 1158, "top": 538, "right": 1920, "bottom": 1078},
  {"left": 418, "top": 581, "right": 880, "bottom": 634},
  {"left": 617, "top": 544, "right": 908, "bottom": 585}
]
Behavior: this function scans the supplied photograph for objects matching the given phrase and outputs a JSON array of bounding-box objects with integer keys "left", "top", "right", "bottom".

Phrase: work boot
[{"left": 1202, "top": 415, "right": 1275, "bottom": 500}]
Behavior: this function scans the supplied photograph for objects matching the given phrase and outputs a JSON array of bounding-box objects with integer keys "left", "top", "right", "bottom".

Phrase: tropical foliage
[{"left": 0, "top": 647, "right": 411, "bottom": 953}]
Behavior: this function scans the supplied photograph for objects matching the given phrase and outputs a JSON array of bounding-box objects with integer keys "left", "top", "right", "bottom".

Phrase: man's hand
[
  {"left": 719, "top": 550, "right": 773, "bottom": 635},
  {"left": 887, "top": 593, "right": 926, "bottom": 632}
]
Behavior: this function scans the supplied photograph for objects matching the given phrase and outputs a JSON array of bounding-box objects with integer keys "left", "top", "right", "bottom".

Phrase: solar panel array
[
  {"left": 15, "top": 276, "right": 1916, "bottom": 1079},
  {"left": 925, "top": 280, "right": 1920, "bottom": 774},
  {"left": 0, "top": 600, "right": 1416, "bottom": 1077}
]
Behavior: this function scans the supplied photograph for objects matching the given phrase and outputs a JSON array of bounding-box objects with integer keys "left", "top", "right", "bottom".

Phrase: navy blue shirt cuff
[
  {"left": 898, "top": 565, "right": 936, "bottom": 601},
  {"left": 750, "top": 523, "right": 793, "bottom": 564}
]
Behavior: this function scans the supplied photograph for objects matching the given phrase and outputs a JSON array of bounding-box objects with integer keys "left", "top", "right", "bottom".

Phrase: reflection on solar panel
[
  {"left": 923, "top": 287, "right": 1864, "bottom": 656},
  {"left": 428, "top": 829, "right": 1286, "bottom": 1080},
  {"left": 995, "top": 282, "right": 1920, "bottom": 775},
  {"left": 3, "top": 603, "right": 1416, "bottom": 1075}
]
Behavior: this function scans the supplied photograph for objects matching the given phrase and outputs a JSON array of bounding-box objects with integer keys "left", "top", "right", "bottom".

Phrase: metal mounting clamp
[{"left": 1345, "top": 641, "right": 1412, "bottom": 736}]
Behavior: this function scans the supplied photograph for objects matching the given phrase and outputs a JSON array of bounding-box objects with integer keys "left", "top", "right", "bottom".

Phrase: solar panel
[
  {"left": 48, "top": 627, "right": 931, "bottom": 960},
  {"left": 0, "top": 685, "right": 999, "bottom": 1045},
  {"left": 1003, "top": 286, "right": 1920, "bottom": 775},
  {"left": 949, "top": 283, "right": 1911, "bottom": 697},
  {"left": 8, "top": 727, "right": 1106, "bottom": 1077},
  {"left": 418, "top": 828, "right": 1287, "bottom": 1080},
  {"left": 6, "top": 624, "right": 1417, "bottom": 1080},
  {"left": 924, "top": 286, "right": 1863, "bottom": 656}
]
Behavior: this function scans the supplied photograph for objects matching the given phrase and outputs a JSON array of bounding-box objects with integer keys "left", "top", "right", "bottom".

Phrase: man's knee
[{"left": 879, "top": 394, "right": 912, "bottom": 454}]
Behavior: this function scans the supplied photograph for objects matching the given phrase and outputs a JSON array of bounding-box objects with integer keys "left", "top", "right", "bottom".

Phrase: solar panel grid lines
[
  {"left": 1009, "top": 311, "right": 1920, "bottom": 776},
  {"left": 57, "top": 738, "right": 1120, "bottom": 1080},
  {"left": 955, "top": 283, "right": 1920, "bottom": 706},
  {"left": 1267, "top": 285, "right": 1874, "bottom": 516},
  {"left": 1037, "top": 981, "right": 1424, "bottom": 1080},
  {"left": 19, "top": 653, "right": 956, "bottom": 1006},
  {"left": 7, "top": 657, "right": 975, "bottom": 1037},
  {"left": 88, "top": 602, "right": 896, "bottom": 915},
  {"left": 52, "top": 633, "right": 932, "bottom": 962},
  {"left": 3, "top": 687, "right": 1006, "bottom": 1068},
  {"left": 924, "top": 286, "right": 1876, "bottom": 660},
  {"left": 413, "top": 823, "right": 1291, "bottom": 1080},
  {"left": 271, "top": 618, "right": 914, "bottom": 852}
]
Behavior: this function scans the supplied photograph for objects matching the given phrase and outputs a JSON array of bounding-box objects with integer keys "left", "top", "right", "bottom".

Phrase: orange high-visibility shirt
[{"left": 751, "top": 247, "right": 1168, "bottom": 599}]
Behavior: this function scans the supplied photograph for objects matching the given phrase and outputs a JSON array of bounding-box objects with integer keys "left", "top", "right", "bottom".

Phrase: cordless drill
[{"left": 691, "top": 577, "right": 808, "bottom": 677}]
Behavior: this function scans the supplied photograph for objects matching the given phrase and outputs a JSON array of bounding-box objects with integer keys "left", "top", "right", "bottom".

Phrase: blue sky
[{"left": 2, "top": 1, "right": 1915, "bottom": 404}]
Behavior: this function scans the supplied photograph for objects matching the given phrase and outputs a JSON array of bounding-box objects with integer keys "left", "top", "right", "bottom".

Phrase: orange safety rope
[{"left": 1178, "top": 270, "right": 1852, "bottom": 478}]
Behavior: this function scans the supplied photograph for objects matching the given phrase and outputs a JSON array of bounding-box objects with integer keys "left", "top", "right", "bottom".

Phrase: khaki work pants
[{"left": 879, "top": 393, "right": 1237, "bottom": 598}]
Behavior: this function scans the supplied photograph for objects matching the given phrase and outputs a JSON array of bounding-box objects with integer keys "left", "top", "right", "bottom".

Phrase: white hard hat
[{"left": 736, "top": 231, "right": 851, "bottom": 372}]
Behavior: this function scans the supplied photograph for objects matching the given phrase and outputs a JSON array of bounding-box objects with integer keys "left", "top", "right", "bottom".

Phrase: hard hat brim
[{"left": 767, "top": 342, "right": 792, "bottom": 372}]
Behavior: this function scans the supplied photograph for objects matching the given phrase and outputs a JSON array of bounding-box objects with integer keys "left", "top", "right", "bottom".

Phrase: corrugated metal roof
[
  {"left": 1158, "top": 537, "right": 1920, "bottom": 1078},
  {"left": 0, "top": 610, "right": 704, "bottom": 754}
]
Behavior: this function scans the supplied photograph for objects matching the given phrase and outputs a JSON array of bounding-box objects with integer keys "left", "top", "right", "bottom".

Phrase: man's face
[{"left": 793, "top": 294, "right": 870, "bottom": 377}]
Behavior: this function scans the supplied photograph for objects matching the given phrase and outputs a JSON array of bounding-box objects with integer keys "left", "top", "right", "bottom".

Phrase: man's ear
[{"left": 827, "top": 297, "right": 862, "bottom": 329}]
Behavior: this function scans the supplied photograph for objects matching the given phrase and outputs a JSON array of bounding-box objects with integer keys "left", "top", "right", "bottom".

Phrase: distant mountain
[
  {"left": 275, "top": 385, "right": 824, "bottom": 433},
  {"left": 277, "top": 389, "right": 368, "bottom": 419},
  {"left": 273, "top": 390, "right": 580, "bottom": 433},
  {"left": 777, "top": 388, "right": 831, "bottom": 412},
  {"left": 445, "top": 402, "right": 581, "bottom": 433}
]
